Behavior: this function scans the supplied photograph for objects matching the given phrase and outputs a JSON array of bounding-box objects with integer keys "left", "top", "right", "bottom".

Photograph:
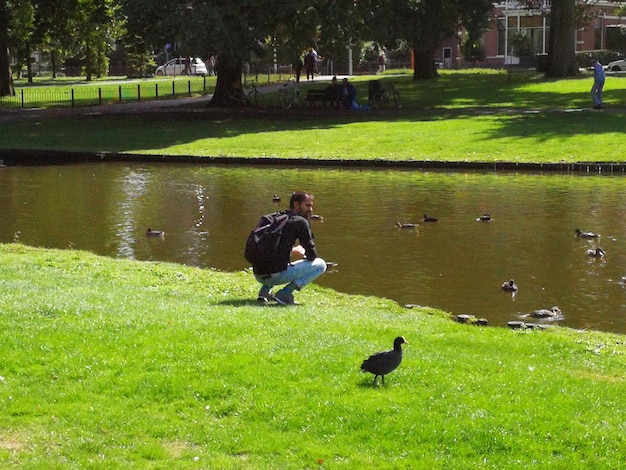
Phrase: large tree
[
  {"left": 123, "top": 0, "right": 330, "bottom": 106},
  {"left": 0, "top": 0, "right": 16, "bottom": 96},
  {"left": 521, "top": 0, "right": 591, "bottom": 77},
  {"left": 370, "top": 0, "right": 493, "bottom": 80},
  {"left": 545, "top": 0, "right": 577, "bottom": 77}
]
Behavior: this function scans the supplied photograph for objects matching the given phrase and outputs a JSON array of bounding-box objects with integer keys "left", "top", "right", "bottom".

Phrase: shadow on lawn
[{"left": 3, "top": 72, "right": 626, "bottom": 155}]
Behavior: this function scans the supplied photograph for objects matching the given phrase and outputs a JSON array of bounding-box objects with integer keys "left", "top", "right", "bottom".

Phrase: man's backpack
[{"left": 244, "top": 211, "right": 290, "bottom": 270}]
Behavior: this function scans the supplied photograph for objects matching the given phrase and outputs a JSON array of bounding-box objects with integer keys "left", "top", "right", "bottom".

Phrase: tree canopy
[{"left": 1, "top": 0, "right": 497, "bottom": 99}]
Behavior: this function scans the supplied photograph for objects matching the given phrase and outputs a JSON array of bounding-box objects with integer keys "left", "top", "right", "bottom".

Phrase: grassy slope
[
  {"left": 2, "top": 70, "right": 626, "bottom": 164},
  {"left": 1, "top": 243, "right": 624, "bottom": 468}
]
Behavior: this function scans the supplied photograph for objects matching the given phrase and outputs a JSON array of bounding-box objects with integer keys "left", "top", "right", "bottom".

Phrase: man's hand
[{"left": 291, "top": 245, "right": 305, "bottom": 257}]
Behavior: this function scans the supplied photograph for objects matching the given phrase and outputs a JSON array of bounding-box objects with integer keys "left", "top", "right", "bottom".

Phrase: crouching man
[{"left": 249, "top": 191, "right": 326, "bottom": 305}]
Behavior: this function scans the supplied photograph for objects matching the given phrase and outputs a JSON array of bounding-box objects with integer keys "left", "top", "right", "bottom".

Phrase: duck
[
  {"left": 396, "top": 221, "right": 418, "bottom": 229},
  {"left": 477, "top": 214, "right": 491, "bottom": 222},
  {"left": 525, "top": 306, "right": 562, "bottom": 319},
  {"left": 146, "top": 228, "right": 165, "bottom": 237},
  {"left": 272, "top": 194, "right": 281, "bottom": 202},
  {"left": 501, "top": 279, "right": 518, "bottom": 292},
  {"left": 422, "top": 214, "right": 438, "bottom": 222},
  {"left": 575, "top": 228, "right": 599, "bottom": 239},
  {"left": 587, "top": 247, "right": 606, "bottom": 258},
  {"left": 360, "top": 336, "right": 407, "bottom": 386}
]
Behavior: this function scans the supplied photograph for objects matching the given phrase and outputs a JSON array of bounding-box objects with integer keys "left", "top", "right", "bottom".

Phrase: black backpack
[{"left": 244, "top": 211, "right": 290, "bottom": 270}]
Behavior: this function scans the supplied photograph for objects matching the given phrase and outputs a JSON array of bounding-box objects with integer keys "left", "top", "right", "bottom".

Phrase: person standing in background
[{"left": 591, "top": 60, "right": 605, "bottom": 109}]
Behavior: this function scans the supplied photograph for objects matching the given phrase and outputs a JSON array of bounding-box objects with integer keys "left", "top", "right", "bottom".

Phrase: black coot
[{"left": 360, "top": 336, "right": 407, "bottom": 385}]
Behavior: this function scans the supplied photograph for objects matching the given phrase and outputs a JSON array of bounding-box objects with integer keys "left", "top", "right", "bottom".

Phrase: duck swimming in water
[
  {"left": 501, "top": 279, "right": 518, "bottom": 292},
  {"left": 422, "top": 214, "right": 438, "bottom": 222},
  {"left": 396, "top": 221, "right": 418, "bottom": 229},
  {"left": 272, "top": 194, "right": 281, "bottom": 202},
  {"left": 587, "top": 247, "right": 605, "bottom": 258},
  {"left": 477, "top": 214, "right": 491, "bottom": 222},
  {"left": 525, "top": 306, "right": 562, "bottom": 319},
  {"left": 575, "top": 228, "right": 599, "bottom": 239},
  {"left": 146, "top": 228, "right": 165, "bottom": 237}
]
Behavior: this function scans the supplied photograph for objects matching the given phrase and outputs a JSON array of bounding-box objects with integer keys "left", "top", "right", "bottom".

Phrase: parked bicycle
[
  {"left": 223, "top": 82, "right": 264, "bottom": 107},
  {"left": 278, "top": 80, "right": 303, "bottom": 109},
  {"left": 369, "top": 82, "right": 401, "bottom": 109}
]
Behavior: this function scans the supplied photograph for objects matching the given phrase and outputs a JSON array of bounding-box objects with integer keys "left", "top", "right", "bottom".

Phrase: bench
[{"left": 305, "top": 89, "right": 338, "bottom": 108}]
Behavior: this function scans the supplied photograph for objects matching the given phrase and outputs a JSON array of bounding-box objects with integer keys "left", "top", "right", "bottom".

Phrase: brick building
[{"left": 435, "top": 1, "right": 626, "bottom": 68}]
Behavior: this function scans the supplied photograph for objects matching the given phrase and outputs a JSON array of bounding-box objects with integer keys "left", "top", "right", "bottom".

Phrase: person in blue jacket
[{"left": 591, "top": 60, "right": 605, "bottom": 109}]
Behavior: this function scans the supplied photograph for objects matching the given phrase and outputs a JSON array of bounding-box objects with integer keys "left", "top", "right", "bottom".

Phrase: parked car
[
  {"left": 155, "top": 57, "right": 207, "bottom": 76},
  {"left": 606, "top": 58, "right": 626, "bottom": 72}
]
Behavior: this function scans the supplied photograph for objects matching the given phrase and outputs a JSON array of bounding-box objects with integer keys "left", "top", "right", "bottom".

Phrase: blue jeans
[
  {"left": 255, "top": 258, "right": 327, "bottom": 291},
  {"left": 591, "top": 79, "right": 604, "bottom": 106}
]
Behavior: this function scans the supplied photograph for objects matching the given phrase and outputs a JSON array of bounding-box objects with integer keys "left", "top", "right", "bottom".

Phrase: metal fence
[
  {"left": 0, "top": 65, "right": 298, "bottom": 110},
  {"left": 0, "top": 77, "right": 211, "bottom": 110}
]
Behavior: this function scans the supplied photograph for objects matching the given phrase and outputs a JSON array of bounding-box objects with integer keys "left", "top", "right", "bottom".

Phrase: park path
[{"left": 0, "top": 74, "right": 345, "bottom": 123}]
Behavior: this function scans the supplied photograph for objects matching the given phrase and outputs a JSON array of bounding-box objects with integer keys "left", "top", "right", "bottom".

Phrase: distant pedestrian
[
  {"left": 304, "top": 49, "right": 316, "bottom": 80},
  {"left": 207, "top": 55, "right": 216, "bottom": 76},
  {"left": 378, "top": 51, "right": 386, "bottom": 73},
  {"left": 591, "top": 60, "right": 605, "bottom": 109},
  {"left": 293, "top": 56, "right": 303, "bottom": 84}
]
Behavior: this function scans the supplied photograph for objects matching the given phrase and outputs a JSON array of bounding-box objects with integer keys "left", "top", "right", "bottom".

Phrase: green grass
[
  {"left": 2, "top": 70, "right": 626, "bottom": 164},
  {"left": 1, "top": 243, "right": 625, "bottom": 468},
  {"left": 2, "top": 76, "right": 214, "bottom": 107}
]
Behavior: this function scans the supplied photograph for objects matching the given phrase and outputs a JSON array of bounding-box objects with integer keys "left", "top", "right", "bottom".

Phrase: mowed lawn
[{"left": 2, "top": 69, "right": 626, "bottom": 164}]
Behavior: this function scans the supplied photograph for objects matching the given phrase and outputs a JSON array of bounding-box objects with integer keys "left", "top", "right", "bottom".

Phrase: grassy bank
[
  {"left": 2, "top": 70, "right": 626, "bottom": 164},
  {"left": 1, "top": 243, "right": 625, "bottom": 468}
]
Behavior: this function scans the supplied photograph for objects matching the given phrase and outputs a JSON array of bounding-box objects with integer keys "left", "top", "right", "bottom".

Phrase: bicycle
[
  {"left": 223, "top": 82, "right": 264, "bottom": 107},
  {"left": 370, "top": 82, "right": 401, "bottom": 109},
  {"left": 278, "top": 80, "right": 303, "bottom": 109}
]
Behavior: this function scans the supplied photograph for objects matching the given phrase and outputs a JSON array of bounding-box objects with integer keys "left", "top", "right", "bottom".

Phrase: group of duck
[
  {"left": 498, "top": 227, "right": 608, "bottom": 321},
  {"left": 396, "top": 213, "right": 491, "bottom": 229},
  {"left": 575, "top": 228, "right": 605, "bottom": 258}
]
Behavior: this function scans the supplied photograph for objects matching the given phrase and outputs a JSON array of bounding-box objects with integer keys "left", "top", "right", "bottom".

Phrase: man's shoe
[
  {"left": 274, "top": 289, "right": 296, "bottom": 306},
  {"left": 257, "top": 287, "right": 273, "bottom": 304}
]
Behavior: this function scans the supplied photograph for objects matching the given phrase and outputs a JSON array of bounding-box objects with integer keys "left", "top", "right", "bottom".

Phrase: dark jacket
[{"left": 257, "top": 210, "right": 318, "bottom": 275}]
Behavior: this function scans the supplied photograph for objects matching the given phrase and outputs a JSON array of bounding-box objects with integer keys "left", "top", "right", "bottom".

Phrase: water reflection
[{"left": 1, "top": 162, "right": 626, "bottom": 334}]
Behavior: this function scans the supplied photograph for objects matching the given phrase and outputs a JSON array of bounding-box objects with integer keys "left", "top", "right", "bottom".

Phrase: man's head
[{"left": 290, "top": 191, "right": 314, "bottom": 218}]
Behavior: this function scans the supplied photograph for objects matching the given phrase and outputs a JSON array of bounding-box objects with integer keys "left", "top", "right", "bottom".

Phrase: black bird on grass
[{"left": 360, "top": 336, "right": 407, "bottom": 386}]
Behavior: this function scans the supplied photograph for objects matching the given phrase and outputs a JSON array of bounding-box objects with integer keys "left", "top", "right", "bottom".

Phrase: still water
[{"left": 2, "top": 162, "right": 626, "bottom": 334}]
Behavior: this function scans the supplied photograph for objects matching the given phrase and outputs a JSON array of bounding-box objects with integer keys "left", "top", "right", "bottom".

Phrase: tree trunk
[
  {"left": 51, "top": 50, "right": 58, "bottom": 79},
  {"left": 85, "top": 39, "right": 92, "bottom": 81},
  {"left": 0, "top": 2, "right": 15, "bottom": 97},
  {"left": 412, "top": 45, "right": 439, "bottom": 80},
  {"left": 546, "top": 0, "right": 577, "bottom": 77},
  {"left": 208, "top": 54, "right": 244, "bottom": 107}
]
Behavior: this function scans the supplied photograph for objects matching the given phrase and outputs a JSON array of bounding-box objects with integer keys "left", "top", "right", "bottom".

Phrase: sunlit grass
[
  {"left": 0, "top": 243, "right": 625, "bottom": 467},
  {"left": 2, "top": 70, "right": 626, "bottom": 164}
]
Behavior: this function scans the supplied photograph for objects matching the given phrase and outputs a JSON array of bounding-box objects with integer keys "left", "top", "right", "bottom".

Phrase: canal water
[{"left": 2, "top": 162, "right": 625, "bottom": 333}]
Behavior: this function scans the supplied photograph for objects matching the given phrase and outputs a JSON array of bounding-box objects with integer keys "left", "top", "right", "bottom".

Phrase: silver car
[
  {"left": 155, "top": 57, "right": 207, "bottom": 76},
  {"left": 606, "top": 58, "right": 626, "bottom": 72}
]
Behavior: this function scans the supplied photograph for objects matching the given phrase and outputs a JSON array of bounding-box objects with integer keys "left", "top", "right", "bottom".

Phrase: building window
[{"left": 506, "top": 14, "right": 549, "bottom": 56}]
